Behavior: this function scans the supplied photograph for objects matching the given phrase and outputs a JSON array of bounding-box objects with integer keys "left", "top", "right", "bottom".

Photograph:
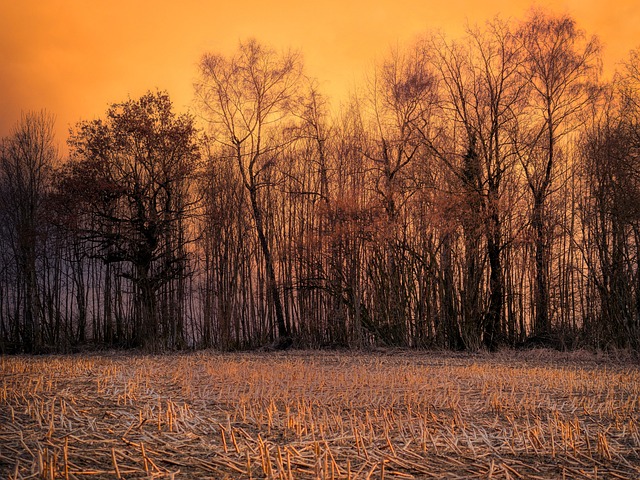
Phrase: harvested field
[{"left": 1, "top": 350, "right": 639, "bottom": 479}]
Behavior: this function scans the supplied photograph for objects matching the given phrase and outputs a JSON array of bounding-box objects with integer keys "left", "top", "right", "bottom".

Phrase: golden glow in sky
[{"left": 1, "top": 0, "right": 638, "bottom": 149}]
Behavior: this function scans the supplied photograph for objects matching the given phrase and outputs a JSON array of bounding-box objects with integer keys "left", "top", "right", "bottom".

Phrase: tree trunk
[
  {"left": 249, "top": 187, "right": 290, "bottom": 344},
  {"left": 136, "top": 261, "right": 159, "bottom": 351},
  {"left": 485, "top": 218, "right": 503, "bottom": 351},
  {"left": 533, "top": 195, "right": 550, "bottom": 336},
  {"left": 440, "top": 233, "right": 463, "bottom": 349}
]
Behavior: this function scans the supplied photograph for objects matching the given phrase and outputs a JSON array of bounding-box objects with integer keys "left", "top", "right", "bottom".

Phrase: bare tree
[
  {"left": 0, "top": 111, "right": 57, "bottom": 352},
  {"left": 431, "top": 18, "right": 526, "bottom": 349},
  {"left": 362, "top": 44, "right": 440, "bottom": 346},
  {"left": 516, "top": 10, "right": 601, "bottom": 336},
  {"left": 196, "top": 39, "right": 304, "bottom": 348},
  {"left": 579, "top": 49, "right": 640, "bottom": 348}
]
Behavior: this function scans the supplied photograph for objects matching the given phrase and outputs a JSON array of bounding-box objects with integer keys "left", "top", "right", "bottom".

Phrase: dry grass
[{"left": 1, "top": 349, "right": 639, "bottom": 479}]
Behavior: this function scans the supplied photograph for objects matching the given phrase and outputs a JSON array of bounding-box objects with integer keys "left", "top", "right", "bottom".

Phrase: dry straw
[{"left": 0, "top": 350, "right": 639, "bottom": 479}]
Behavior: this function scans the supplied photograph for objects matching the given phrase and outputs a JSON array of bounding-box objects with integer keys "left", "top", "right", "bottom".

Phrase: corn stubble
[{"left": 1, "top": 351, "right": 639, "bottom": 479}]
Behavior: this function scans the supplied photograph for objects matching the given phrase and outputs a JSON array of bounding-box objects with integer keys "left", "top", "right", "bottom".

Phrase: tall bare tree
[
  {"left": 360, "top": 43, "right": 439, "bottom": 345},
  {"left": 196, "top": 39, "right": 304, "bottom": 347},
  {"left": 431, "top": 19, "right": 526, "bottom": 349},
  {"left": 0, "top": 111, "right": 57, "bottom": 352},
  {"left": 516, "top": 10, "right": 601, "bottom": 336}
]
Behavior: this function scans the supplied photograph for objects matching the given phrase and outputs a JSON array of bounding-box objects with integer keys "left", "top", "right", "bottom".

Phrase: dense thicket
[{"left": 1, "top": 10, "right": 639, "bottom": 353}]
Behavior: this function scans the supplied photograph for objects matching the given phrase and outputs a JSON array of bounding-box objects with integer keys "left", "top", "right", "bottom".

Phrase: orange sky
[{"left": 1, "top": 0, "right": 638, "bottom": 152}]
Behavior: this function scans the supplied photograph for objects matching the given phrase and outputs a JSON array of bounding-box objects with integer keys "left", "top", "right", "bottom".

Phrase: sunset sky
[{"left": 1, "top": 0, "right": 638, "bottom": 151}]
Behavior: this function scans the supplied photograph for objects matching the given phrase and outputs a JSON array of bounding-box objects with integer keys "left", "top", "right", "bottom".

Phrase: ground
[{"left": 1, "top": 349, "right": 639, "bottom": 479}]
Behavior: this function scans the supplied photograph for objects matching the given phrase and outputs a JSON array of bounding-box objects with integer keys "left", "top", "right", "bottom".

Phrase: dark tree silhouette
[
  {"left": 0, "top": 111, "right": 57, "bottom": 352},
  {"left": 59, "top": 91, "right": 199, "bottom": 350}
]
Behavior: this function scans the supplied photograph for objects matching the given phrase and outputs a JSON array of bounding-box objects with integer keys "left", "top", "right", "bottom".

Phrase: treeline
[{"left": 1, "top": 9, "right": 640, "bottom": 353}]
